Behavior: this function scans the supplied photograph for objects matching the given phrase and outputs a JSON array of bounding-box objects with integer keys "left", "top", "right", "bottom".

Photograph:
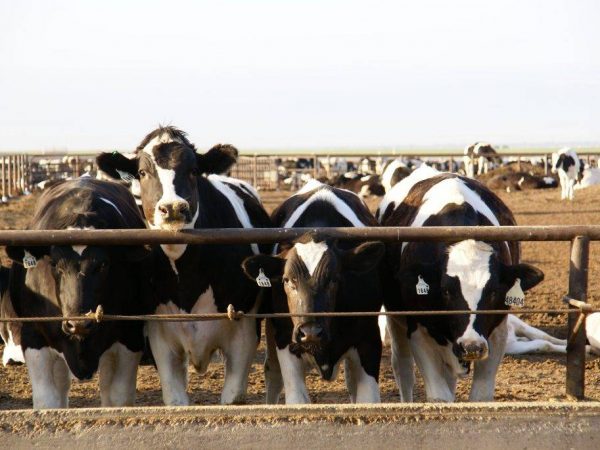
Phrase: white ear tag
[
  {"left": 116, "top": 169, "right": 135, "bottom": 183},
  {"left": 416, "top": 275, "right": 429, "bottom": 296},
  {"left": 23, "top": 251, "right": 37, "bottom": 269},
  {"left": 505, "top": 278, "right": 525, "bottom": 307},
  {"left": 256, "top": 268, "right": 272, "bottom": 288}
]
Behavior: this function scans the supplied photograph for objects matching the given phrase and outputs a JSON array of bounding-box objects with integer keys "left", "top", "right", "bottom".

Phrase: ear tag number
[
  {"left": 505, "top": 278, "right": 525, "bottom": 307},
  {"left": 416, "top": 275, "right": 429, "bottom": 296},
  {"left": 116, "top": 169, "right": 135, "bottom": 183},
  {"left": 256, "top": 268, "right": 271, "bottom": 287},
  {"left": 23, "top": 251, "right": 37, "bottom": 269}
]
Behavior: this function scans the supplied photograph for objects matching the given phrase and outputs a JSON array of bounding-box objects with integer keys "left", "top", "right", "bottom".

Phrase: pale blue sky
[{"left": 1, "top": 0, "right": 599, "bottom": 151}]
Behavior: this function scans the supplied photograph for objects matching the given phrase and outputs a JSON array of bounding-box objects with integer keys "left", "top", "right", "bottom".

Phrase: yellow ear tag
[
  {"left": 505, "top": 278, "right": 525, "bottom": 307},
  {"left": 416, "top": 275, "right": 429, "bottom": 296},
  {"left": 23, "top": 251, "right": 37, "bottom": 269},
  {"left": 256, "top": 268, "right": 271, "bottom": 288}
]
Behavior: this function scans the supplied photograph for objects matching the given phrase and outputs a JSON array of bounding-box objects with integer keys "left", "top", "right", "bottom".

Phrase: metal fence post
[
  {"left": 566, "top": 235, "right": 589, "bottom": 400},
  {"left": 252, "top": 154, "right": 258, "bottom": 187},
  {"left": 1, "top": 156, "right": 6, "bottom": 202},
  {"left": 7, "top": 155, "right": 13, "bottom": 197}
]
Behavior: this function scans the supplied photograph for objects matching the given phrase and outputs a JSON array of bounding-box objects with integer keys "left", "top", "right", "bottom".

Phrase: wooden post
[
  {"left": 313, "top": 155, "right": 318, "bottom": 178},
  {"left": 75, "top": 155, "right": 80, "bottom": 177},
  {"left": 517, "top": 156, "right": 522, "bottom": 172},
  {"left": 544, "top": 154, "right": 548, "bottom": 175},
  {"left": 449, "top": 156, "right": 454, "bottom": 173},
  {"left": 566, "top": 236, "right": 589, "bottom": 400}
]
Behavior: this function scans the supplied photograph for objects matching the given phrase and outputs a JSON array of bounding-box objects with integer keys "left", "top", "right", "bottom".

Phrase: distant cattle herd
[{"left": 1, "top": 130, "right": 600, "bottom": 408}]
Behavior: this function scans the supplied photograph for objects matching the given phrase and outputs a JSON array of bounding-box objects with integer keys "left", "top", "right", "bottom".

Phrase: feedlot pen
[{"left": 2, "top": 188, "right": 600, "bottom": 448}]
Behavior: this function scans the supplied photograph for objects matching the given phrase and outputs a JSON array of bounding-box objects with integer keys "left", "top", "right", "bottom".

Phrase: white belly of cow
[{"left": 153, "top": 286, "right": 238, "bottom": 372}]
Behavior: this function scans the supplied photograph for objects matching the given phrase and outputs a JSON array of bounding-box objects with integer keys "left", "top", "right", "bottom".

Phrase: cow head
[
  {"left": 242, "top": 239, "right": 384, "bottom": 351},
  {"left": 96, "top": 126, "right": 238, "bottom": 231},
  {"left": 399, "top": 240, "right": 543, "bottom": 362},
  {"left": 6, "top": 244, "right": 148, "bottom": 338}
]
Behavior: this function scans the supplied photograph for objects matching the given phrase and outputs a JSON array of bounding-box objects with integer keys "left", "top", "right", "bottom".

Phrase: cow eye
[
  {"left": 138, "top": 169, "right": 147, "bottom": 177},
  {"left": 283, "top": 277, "right": 290, "bottom": 284}
]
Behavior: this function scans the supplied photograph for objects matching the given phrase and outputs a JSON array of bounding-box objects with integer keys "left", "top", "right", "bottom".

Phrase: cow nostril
[
  {"left": 158, "top": 205, "right": 169, "bottom": 216},
  {"left": 297, "top": 327, "right": 306, "bottom": 341}
]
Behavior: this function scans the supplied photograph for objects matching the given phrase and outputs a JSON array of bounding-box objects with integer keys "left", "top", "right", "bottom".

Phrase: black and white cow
[
  {"left": 380, "top": 159, "right": 412, "bottom": 193},
  {"left": 242, "top": 180, "right": 384, "bottom": 404},
  {"left": 463, "top": 142, "right": 499, "bottom": 178},
  {"left": 4, "top": 178, "right": 150, "bottom": 408},
  {"left": 551, "top": 147, "right": 584, "bottom": 200},
  {"left": 96, "top": 126, "right": 272, "bottom": 405},
  {"left": 378, "top": 166, "right": 544, "bottom": 402},
  {"left": 331, "top": 172, "right": 385, "bottom": 198}
]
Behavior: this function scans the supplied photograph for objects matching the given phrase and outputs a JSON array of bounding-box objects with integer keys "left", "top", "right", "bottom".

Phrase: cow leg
[
  {"left": 568, "top": 179, "right": 575, "bottom": 200},
  {"left": 147, "top": 322, "right": 190, "bottom": 406},
  {"left": 509, "top": 315, "right": 566, "bottom": 346},
  {"left": 221, "top": 317, "right": 258, "bottom": 404},
  {"left": 410, "top": 326, "right": 454, "bottom": 402},
  {"left": 344, "top": 348, "right": 380, "bottom": 403},
  {"left": 277, "top": 346, "right": 310, "bottom": 404},
  {"left": 506, "top": 339, "right": 567, "bottom": 355},
  {"left": 25, "top": 347, "right": 70, "bottom": 409},
  {"left": 469, "top": 318, "right": 508, "bottom": 401},
  {"left": 477, "top": 156, "right": 485, "bottom": 175},
  {"left": 264, "top": 319, "right": 284, "bottom": 404},
  {"left": 387, "top": 316, "right": 415, "bottom": 402},
  {"left": 344, "top": 358, "right": 358, "bottom": 402},
  {"left": 98, "top": 342, "right": 142, "bottom": 407}
]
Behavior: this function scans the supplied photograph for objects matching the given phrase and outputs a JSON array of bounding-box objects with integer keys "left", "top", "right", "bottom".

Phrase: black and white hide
[
  {"left": 242, "top": 181, "right": 384, "bottom": 404},
  {"left": 96, "top": 126, "right": 272, "bottom": 406},
  {"left": 378, "top": 166, "right": 544, "bottom": 402},
  {"left": 5, "top": 178, "right": 150, "bottom": 408}
]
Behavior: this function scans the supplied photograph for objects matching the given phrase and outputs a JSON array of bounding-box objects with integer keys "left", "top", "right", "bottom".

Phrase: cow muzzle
[
  {"left": 157, "top": 201, "right": 191, "bottom": 224},
  {"left": 456, "top": 339, "right": 489, "bottom": 361},
  {"left": 62, "top": 319, "right": 94, "bottom": 338}
]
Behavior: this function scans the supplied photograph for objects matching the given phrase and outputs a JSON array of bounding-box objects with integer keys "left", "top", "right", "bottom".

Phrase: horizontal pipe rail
[
  {"left": 4, "top": 225, "right": 600, "bottom": 246},
  {"left": 2, "top": 308, "right": 599, "bottom": 323}
]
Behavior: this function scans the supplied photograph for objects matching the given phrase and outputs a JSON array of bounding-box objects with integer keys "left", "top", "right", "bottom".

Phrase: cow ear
[
  {"left": 341, "top": 241, "right": 385, "bottom": 274},
  {"left": 501, "top": 263, "right": 544, "bottom": 291},
  {"left": 196, "top": 144, "right": 238, "bottom": 175},
  {"left": 96, "top": 152, "right": 140, "bottom": 181},
  {"left": 242, "top": 255, "right": 285, "bottom": 282},
  {"left": 6, "top": 246, "right": 50, "bottom": 266}
]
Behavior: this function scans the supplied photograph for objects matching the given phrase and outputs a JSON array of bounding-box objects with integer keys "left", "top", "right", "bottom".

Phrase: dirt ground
[{"left": 2, "top": 184, "right": 600, "bottom": 410}]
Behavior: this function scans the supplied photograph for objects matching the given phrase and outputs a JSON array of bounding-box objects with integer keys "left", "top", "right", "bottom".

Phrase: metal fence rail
[{"left": 0, "top": 225, "right": 596, "bottom": 400}]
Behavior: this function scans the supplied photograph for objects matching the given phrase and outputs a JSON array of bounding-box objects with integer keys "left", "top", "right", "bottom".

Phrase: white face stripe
[
  {"left": 294, "top": 241, "right": 328, "bottom": 276},
  {"left": 99, "top": 197, "right": 124, "bottom": 217},
  {"left": 446, "top": 240, "right": 493, "bottom": 343},
  {"left": 155, "top": 166, "right": 186, "bottom": 204},
  {"left": 283, "top": 182, "right": 367, "bottom": 229},
  {"left": 72, "top": 245, "right": 87, "bottom": 256},
  {"left": 66, "top": 227, "right": 93, "bottom": 258}
]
